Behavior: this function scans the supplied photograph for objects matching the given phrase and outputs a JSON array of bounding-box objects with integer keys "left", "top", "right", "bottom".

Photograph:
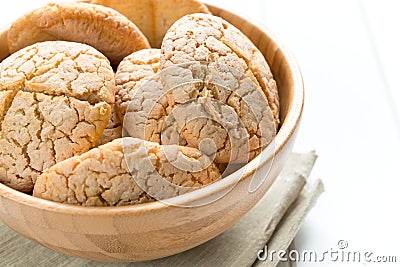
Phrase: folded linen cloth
[{"left": 0, "top": 152, "right": 323, "bottom": 267}]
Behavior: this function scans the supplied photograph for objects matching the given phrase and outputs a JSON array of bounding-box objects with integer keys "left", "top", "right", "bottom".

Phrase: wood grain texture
[
  {"left": 0, "top": 152, "right": 318, "bottom": 266},
  {"left": 0, "top": 4, "right": 304, "bottom": 262}
]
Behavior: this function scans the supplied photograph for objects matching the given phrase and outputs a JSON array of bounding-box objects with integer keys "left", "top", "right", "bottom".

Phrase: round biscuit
[
  {"left": 0, "top": 41, "right": 114, "bottom": 192},
  {"left": 8, "top": 2, "right": 150, "bottom": 66}
]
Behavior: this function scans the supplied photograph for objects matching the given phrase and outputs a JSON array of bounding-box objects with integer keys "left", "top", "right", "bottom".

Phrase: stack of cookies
[{"left": 0, "top": 0, "right": 279, "bottom": 206}]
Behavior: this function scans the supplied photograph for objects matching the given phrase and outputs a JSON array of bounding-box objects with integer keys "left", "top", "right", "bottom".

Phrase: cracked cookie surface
[
  {"left": 115, "top": 50, "right": 275, "bottom": 164},
  {"left": 161, "top": 13, "right": 280, "bottom": 127},
  {"left": 33, "top": 137, "right": 221, "bottom": 206},
  {"left": 115, "top": 49, "right": 161, "bottom": 123},
  {"left": 157, "top": 14, "right": 278, "bottom": 163},
  {"left": 90, "top": 0, "right": 210, "bottom": 48},
  {"left": 8, "top": 2, "right": 150, "bottom": 66},
  {"left": 160, "top": 66, "right": 275, "bottom": 164},
  {"left": 117, "top": 60, "right": 274, "bottom": 163},
  {"left": 96, "top": 104, "right": 122, "bottom": 146},
  {"left": 115, "top": 49, "right": 190, "bottom": 146},
  {"left": 0, "top": 41, "right": 114, "bottom": 192}
]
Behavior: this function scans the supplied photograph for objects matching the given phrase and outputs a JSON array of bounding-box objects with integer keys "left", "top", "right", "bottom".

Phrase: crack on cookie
[
  {"left": 0, "top": 92, "right": 111, "bottom": 192},
  {"left": 96, "top": 105, "right": 123, "bottom": 146},
  {"left": 1, "top": 42, "right": 115, "bottom": 105},
  {"left": 115, "top": 49, "right": 161, "bottom": 121},
  {"left": 7, "top": 130, "right": 40, "bottom": 181},
  {"left": 4, "top": 46, "right": 39, "bottom": 85},
  {"left": 31, "top": 93, "right": 46, "bottom": 171},
  {"left": 0, "top": 90, "right": 17, "bottom": 133},
  {"left": 219, "top": 38, "right": 279, "bottom": 125}
]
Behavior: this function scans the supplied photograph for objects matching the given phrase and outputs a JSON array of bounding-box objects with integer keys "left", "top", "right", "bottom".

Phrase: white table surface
[{"left": 1, "top": 1, "right": 400, "bottom": 266}]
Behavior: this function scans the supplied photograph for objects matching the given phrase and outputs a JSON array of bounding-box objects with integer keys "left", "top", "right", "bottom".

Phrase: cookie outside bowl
[{"left": 0, "top": 4, "right": 304, "bottom": 262}]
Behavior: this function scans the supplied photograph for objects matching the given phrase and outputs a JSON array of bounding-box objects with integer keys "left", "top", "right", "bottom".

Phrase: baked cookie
[
  {"left": 115, "top": 49, "right": 161, "bottom": 123},
  {"left": 8, "top": 2, "right": 150, "bottom": 66},
  {"left": 156, "top": 14, "right": 278, "bottom": 163},
  {"left": 115, "top": 50, "right": 274, "bottom": 164},
  {"left": 161, "top": 13, "right": 280, "bottom": 127},
  {"left": 96, "top": 105, "right": 122, "bottom": 146},
  {"left": 0, "top": 41, "right": 114, "bottom": 192},
  {"left": 117, "top": 59, "right": 273, "bottom": 164},
  {"left": 115, "top": 49, "right": 190, "bottom": 146},
  {"left": 115, "top": 49, "right": 172, "bottom": 144},
  {"left": 33, "top": 137, "right": 221, "bottom": 206},
  {"left": 90, "top": 0, "right": 211, "bottom": 48}
]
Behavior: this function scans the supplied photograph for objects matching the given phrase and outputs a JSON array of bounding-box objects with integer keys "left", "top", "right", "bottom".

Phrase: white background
[{"left": 1, "top": 1, "right": 400, "bottom": 266}]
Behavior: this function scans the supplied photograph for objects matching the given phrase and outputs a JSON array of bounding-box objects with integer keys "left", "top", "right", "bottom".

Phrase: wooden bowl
[{"left": 0, "top": 4, "right": 304, "bottom": 262}]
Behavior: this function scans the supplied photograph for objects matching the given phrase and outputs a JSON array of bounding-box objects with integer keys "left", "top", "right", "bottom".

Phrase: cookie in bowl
[
  {"left": 158, "top": 14, "right": 278, "bottom": 164},
  {"left": 0, "top": 41, "right": 114, "bottom": 192},
  {"left": 33, "top": 137, "right": 221, "bottom": 206},
  {"left": 7, "top": 2, "right": 150, "bottom": 66},
  {"left": 161, "top": 13, "right": 280, "bottom": 128},
  {"left": 113, "top": 14, "right": 279, "bottom": 165},
  {"left": 90, "top": 0, "right": 211, "bottom": 48},
  {"left": 0, "top": 3, "right": 304, "bottom": 262},
  {"left": 115, "top": 48, "right": 161, "bottom": 124}
]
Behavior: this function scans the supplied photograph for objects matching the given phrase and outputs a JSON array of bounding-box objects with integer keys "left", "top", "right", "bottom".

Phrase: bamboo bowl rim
[{"left": 0, "top": 4, "right": 304, "bottom": 215}]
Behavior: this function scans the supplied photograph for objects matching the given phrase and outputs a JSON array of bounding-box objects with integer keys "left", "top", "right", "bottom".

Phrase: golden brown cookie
[
  {"left": 155, "top": 14, "right": 278, "bottom": 163},
  {"left": 116, "top": 60, "right": 274, "bottom": 164},
  {"left": 90, "top": 0, "right": 210, "bottom": 48},
  {"left": 33, "top": 137, "right": 221, "bottom": 206},
  {"left": 161, "top": 13, "right": 280, "bottom": 127},
  {"left": 0, "top": 41, "right": 114, "bottom": 192},
  {"left": 8, "top": 2, "right": 150, "bottom": 66}
]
